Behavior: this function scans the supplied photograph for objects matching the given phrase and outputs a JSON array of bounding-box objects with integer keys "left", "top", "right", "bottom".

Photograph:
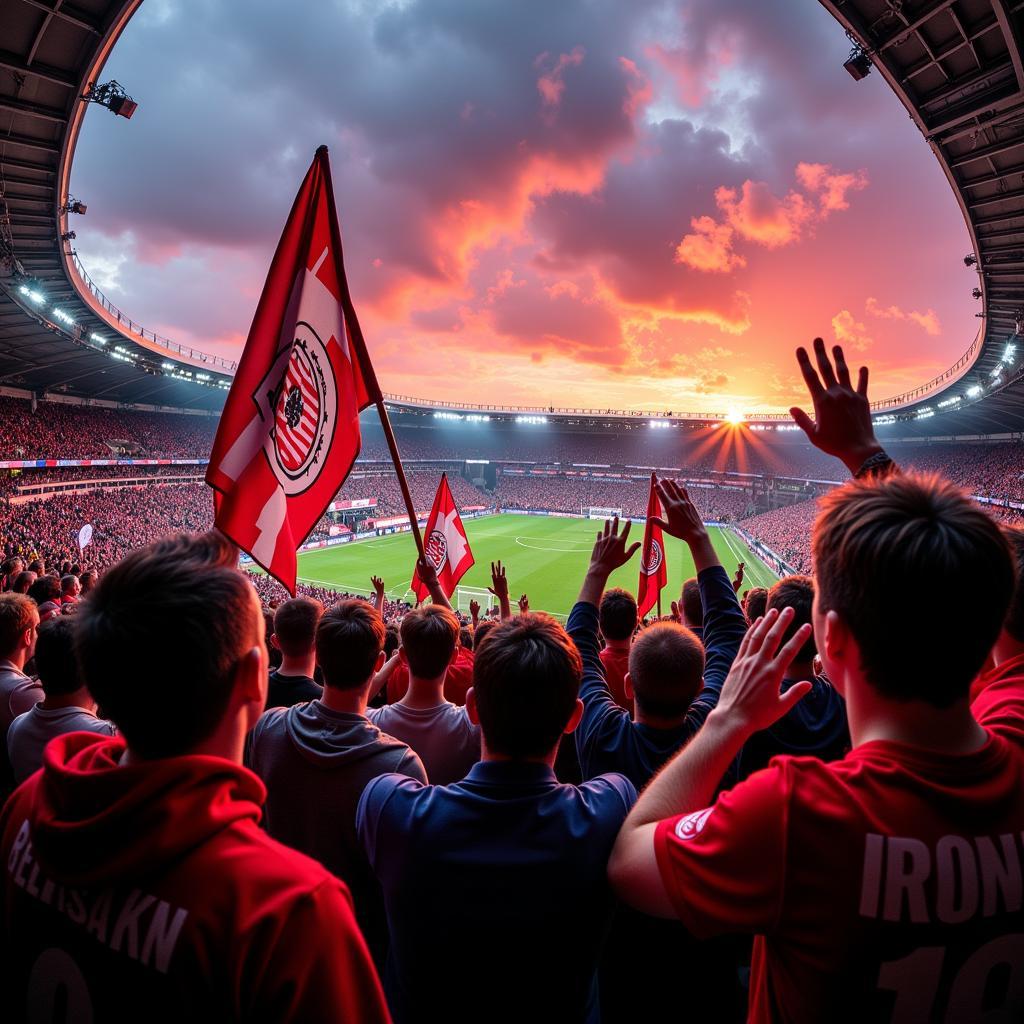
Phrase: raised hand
[
  {"left": 670, "top": 600, "right": 682, "bottom": 623},
  {"left": 790, "top": 338, "right": 883, "bottom": 475},
  {"left": 715, "top": 607, "right": 813, "bottom": 735},
  {"left": 651, "top": 478, "right": 708, "bottom": 545},
  {"left": 415, "top": 554, "right": 453, "bottom": 610},
  {"left": 489, "top": 560, "right": 512, "bottom": 620},
  {"left": 469, "top": 598, "right": 480, "bottom": 625},
  {"left": 732, "top": 563, "right": 745, "bottom": 593},
  {"left": 370, "top": 575, "right": 386, "bottom": 614},
  {"left": 589, "top": 516, "right": 641, "bottom": 579},
  {"left": 518, "top": 594, "right": 529, "bottom": 614}
]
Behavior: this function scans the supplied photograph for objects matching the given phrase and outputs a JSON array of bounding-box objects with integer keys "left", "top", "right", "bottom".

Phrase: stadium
[{"left": 2, "top": 1, "right": 1024, "bottom": 1022}]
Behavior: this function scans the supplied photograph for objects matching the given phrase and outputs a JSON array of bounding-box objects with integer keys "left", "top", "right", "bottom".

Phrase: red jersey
[
  {"left": 0, "top": 732, "right": 390, "bottom": 1024},
  {"left": 654, "top": 696, "right": 1024, "bottom": 1023},
  {"left": 387, "top": 646, "right": 475, "bottom": 706},
  {"left": 971, "top": 651, "right": 1024, "bottom": 746},
  {"left": 598, "top": 645, "right": 633, "bottom": 713}
]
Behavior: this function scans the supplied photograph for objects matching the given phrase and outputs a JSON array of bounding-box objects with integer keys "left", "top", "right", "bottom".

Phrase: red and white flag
[
  {"left": 410, "top": 473, "right": 475, "bottom": 601},
  {"left": 637, "top": 473, "right": 668, "bottom": 618},
  {"left": 206, "top": 147, "right": 377, "bottom": 593}
]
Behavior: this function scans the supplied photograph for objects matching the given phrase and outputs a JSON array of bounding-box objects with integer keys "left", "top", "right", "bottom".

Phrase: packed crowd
[
  {"left": 0, "top": 395, "right": 218, "bottom": 459},
  {"left": 1, "top": 341, "right": 1024, "bottom": 1023}
]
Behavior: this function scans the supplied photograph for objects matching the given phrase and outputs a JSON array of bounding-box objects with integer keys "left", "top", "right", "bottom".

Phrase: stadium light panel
[
  {"left": 20, "top": 286, "right": 45, "bottom": 305},
  {"left": 162, "top": 362, "right": 175, "bottom": 370},
  {"left": 52, "top": 308, "right": 76, "bottom": 326},
  {"left": 90, "top": 333, "right": 107, "bottom": 345},
  {"left": 966, "top": 385, "right": 982, "bottom": 397}
]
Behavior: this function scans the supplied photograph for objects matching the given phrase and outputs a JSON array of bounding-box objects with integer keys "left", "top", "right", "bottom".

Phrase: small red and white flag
[
  {"left": 206, "top": 147, "right": 378, "bottom": 593},
  {"left": 637, "top": 473, "right": 668, "bottom": 618},
  {"left": 410, "top": 473, "right": 475, "bottom": 601}
]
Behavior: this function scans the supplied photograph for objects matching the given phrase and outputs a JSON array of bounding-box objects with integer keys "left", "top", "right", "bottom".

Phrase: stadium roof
[{"left": 1, "top": 0, "right": 1024, "bottom": 432}]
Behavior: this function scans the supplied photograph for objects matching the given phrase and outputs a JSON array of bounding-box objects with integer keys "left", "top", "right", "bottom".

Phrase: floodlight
[{"left": 83, "top": 81, "right": 138, "bottom": 119}]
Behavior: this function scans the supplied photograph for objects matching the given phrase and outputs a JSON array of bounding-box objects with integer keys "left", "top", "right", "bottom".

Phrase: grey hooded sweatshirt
[{"left": 246, "top": 699, "right": 425, "bottom": 966}]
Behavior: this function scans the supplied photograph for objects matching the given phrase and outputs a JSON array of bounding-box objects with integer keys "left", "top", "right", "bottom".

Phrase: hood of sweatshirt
[
  {"left": 282, "top": 700, "right": 411, "bottom": 768},
  {"left": 25, "top": 731, "right": 264, "bottom": 888}
]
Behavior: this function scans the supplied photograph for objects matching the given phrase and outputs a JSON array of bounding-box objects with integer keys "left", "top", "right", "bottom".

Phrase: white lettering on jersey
[{"left": 6, "top": 819, "right": 189, "bottom": 975}]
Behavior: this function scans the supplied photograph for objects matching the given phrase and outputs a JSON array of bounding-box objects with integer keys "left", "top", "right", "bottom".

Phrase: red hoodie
[{"left": 0, "top": 732, "right": 391, "bottom": 1023}]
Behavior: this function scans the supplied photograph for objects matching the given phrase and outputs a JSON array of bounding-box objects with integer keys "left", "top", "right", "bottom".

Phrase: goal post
[
  {"left": 456, "top": 585, "right": 495, "bottom": 616},
  {"left": 586, "top": 506, "right": 623, "bottom": 520}
]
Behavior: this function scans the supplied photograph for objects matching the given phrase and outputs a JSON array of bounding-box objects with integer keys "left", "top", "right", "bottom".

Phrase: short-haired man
[
  {"left": 572, "top": 496, "right": 746, "bottom": 793},
  {"left": 610, "top": 340, "right": 1024, "bottom": 1022},
  {"left": 367, "top": 562, "right": 479, "bottom": 784},
  {"left": 266, "top": 596, "right": 323, "bottom": 709},
  {"left": 358, "top": 527, "right": 638, "bottom": 1024},
  {"left": 0, "top": 593, "right": 42, "bottom": 797},
  {"left": 26, "top": 574, "right": 60, "bottom": 607},
  {"left": 598, "top": 587, "right": 636, "bottom": 712},
  {"left": 248, "top": 598, "right": 425, "bottom": 968},
  {"left": 59, "top": 573, "right": 81, "bottom": 606},
  {"left": 743, "top": 586, "right": 768, "bottom": 625},
  {"left": 0, "top": 533, "right": 389, "bottom": 1022},
  {"left": 731, "top": 574, "right": 849, "bottom": 782},
  {"left": 11, "top": 571, "right": 36, "bottom": 596},
  {"left": 8, "top": 616, "right": 116, "bottom": 783}
]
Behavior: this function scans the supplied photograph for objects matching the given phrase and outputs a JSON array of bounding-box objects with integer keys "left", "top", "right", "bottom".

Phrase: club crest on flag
[
  {"left": 256, "top": 322, "right": 338, "bottom": 494},
  {"left": 642, "top": 538, "right": 663, "bottom": 576},
  {"left": 425, "top": 529, "right": 449, "bottom": 573}
]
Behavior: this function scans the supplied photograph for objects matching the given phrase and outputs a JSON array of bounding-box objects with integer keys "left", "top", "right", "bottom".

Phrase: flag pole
[
  {"left": 657, "top": 593, "right": 662, "bottom": 619},
  {"left": 317, "top": 146, "right": 426, "bottom": 560}
]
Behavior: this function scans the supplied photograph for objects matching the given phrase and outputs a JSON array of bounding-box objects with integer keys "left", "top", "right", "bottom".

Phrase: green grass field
[{"left": 281, "top": 513, "right": 777, "bottom": 617}]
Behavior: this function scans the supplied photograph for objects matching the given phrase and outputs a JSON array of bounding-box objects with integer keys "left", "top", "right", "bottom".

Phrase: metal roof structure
[{"left": 0, "top": 0, "right": 1023, "bottom": 432}]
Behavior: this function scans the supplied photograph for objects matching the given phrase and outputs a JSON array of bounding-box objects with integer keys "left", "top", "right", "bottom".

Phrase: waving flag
[
  {"left": 206, "top": 147, "right": 379, "bottom": 593},
  {"left": 637, "top": 473, "right": 668, "bottom": 618},
  {"left": 411, "top": 473, "right": 475, "bottom": 601}
]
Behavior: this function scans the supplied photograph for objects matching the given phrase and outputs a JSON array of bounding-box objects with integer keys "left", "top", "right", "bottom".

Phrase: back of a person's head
[
  {"left": 34, "top": 616, "right": 82, "bottom": 697},
  {"left": 28, "top": 575, "right": 61, "bottom": 605},
  {"left": 681, "top": 577, "right": 702, "bottom": 627},
  {"left": 316, "top": 599, "right": 385, "bottom": 689},
  {"left": 600, "top": 588, "right": 637, "bottom": 642},
  {"left": 384, "top": 623, "right": 400, "bottom": 657},
  {"left": 766, "top": 575, "right": 816, "bottom": 666},
  {"left": 744, "top": 587, "right": 768, "bottom": 623},
  {"left": 473, "top": 619, "right": 497, "bottom": 650},
  {"left": 12, "top": 571, "right": 36, "bottom": 595},
  {"left": 75, "top": 532, "right": 259, "bottom": 758},
  {"left": 1001, "top": 526, "right": 1024, "bottom": 644},
  {"left": 472, "top": 613, "right": 581, "bottom": 758},
  {"left": 0, "top": 592, "right": 37, "bottom": 660},
  {"left": 27, "top": 559, "right": 44, "bottom": 576},
  {"left": 273, "top": 596, "right": 323, "bottom": 658},
  {"left": 814, "top": 473, "right": 1014, "bottom": 707},
  {"left": 79, "top": 570, "right": 98, "bottom": 595},
  {"left": 400, "top": 604, "right": 459, "bottom": 679},
  {"left": 628, "top": 622, "right": 705, "bottom": 717},
  {"left": 460, "top": 626, "right": 473, "bottom": 651}
]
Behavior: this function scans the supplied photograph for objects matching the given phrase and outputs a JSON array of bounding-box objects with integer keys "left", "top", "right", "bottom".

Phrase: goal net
[
  {"left": 586, "top": 506, "right": 623, "bottom": 520},
  {"left": 456, "top": 586, "right": 494, "bottom": 616}
]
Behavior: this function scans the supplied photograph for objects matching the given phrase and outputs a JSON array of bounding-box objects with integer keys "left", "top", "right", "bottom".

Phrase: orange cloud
[
  {"left": 676, "top": 161, "right": 870, "bottom": 272},
  {"left": 865, "top": 296, "right": 941, "bottom": 336},
  {"left": 831, "top": 309, "right": 872, "bottom": 352},
  {"left": 536, "top": 47, "right": 585, "bottom": 108},
  {"left": 796, "top": 162, "right": 869, "bottom": 212},
  {"left": 674, "top": 215, "right": 746, "bottom": 273}
]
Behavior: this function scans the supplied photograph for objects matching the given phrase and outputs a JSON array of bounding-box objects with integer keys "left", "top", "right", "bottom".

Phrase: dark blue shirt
[
  {"left": 357, "top": 760, "right": 636, "bottom": 1024},
  {"left": 571, "top": 564, "right": 747, "bottom": 790},
  {"left": 732, "top": 673, "right": 850, "bottom": 783}
]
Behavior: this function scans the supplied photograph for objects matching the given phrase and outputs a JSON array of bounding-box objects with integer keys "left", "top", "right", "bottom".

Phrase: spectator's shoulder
[
  {"left": 577, "top": 771, "right": 638, "bottom": 816},
  {"left": 251, "top": 705, "right": 288, "bottom": 744}
]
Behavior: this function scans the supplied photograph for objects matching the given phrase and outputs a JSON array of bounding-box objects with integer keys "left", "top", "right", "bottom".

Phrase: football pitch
[{"left": 285, "top": 514, "right": 778, "bottom": 617}]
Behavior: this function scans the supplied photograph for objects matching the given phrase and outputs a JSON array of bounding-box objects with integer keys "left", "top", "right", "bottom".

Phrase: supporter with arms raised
[
  {"left": 7, "top": 616, "right": 116, "bottom": 784},
  {"left": 0, "top": 532, "right": 389, "bottom": 1023},
  {"left": 357, "top": 529, "right": 638, "bottom": 1024},
  {"left": 369, "top": 558, "right": 479, "bottom": 784},
  {"left": 609, "top": 341, "right": 1024, "bottom": 1023},
  {"left": 247, "top": 598, "right": 424, "bottom": 968},
  {"left": 572, "top": 499, "right": 747, "bottom": 792}
]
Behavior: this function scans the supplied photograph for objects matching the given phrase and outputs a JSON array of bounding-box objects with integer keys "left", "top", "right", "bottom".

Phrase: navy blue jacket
[
  {"left": 571, "top": 564, "right": 747, "bottom": 790},
  {"left": 357, "top": 762, "right": 635, "bottom": 1024}
]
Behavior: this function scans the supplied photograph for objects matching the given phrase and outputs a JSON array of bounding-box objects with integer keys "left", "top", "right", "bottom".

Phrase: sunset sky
[{"left": 72, "top": 0, "right": 977, "bottom": 413}]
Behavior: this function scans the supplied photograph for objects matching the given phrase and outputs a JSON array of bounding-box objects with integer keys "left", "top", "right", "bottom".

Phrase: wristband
[{"left": 854, "top": 450, "right": 894, "bottom": 479}]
